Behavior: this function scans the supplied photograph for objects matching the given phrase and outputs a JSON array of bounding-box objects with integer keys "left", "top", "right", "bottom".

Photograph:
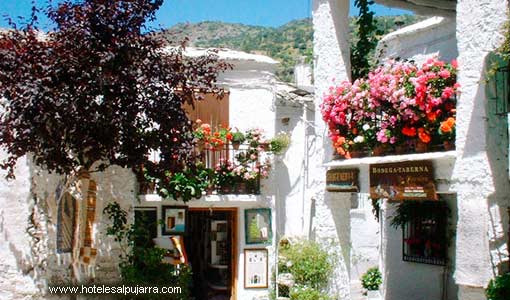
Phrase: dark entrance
[{"left": 186, "top": 208, "right": 237, "bottom": 300}]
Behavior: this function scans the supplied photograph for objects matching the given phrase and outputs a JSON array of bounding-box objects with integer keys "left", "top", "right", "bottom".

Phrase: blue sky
[{"left": 0, "top": 0, "right": 411, "bottom": 29}]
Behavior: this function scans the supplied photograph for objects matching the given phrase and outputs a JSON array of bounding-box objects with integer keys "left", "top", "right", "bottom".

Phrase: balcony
[{"left": 137, "top": 142, "right": 270, "bottom": 198}]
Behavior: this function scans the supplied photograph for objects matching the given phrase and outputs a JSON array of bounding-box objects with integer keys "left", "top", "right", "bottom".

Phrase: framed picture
[
  {"left": 244, "top": 208, "right": 272, "bottom": 245},
  {"left": 244, "top": 248, "right": 268, "bottom": 289},
  {"left": 162, "top": 206, "right": 187, "bottom": 235}
]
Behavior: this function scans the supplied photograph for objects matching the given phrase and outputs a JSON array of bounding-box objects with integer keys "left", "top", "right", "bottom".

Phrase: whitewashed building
[
  {"left": 0, "top": 48, "right": 315, "bottom": 300},
  {"left": 312, "top": 1, "right": 510, "bottom": 300}
]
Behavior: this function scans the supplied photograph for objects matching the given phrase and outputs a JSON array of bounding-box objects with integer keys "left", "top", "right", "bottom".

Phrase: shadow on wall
[
  {"left": 4, "top": 164, "right": 56, "bottom": 291},
  {"left": 4, "top": 163, "right": 131, "bottom": 291},
  {"left": 484, "top": 53, "right": 510, "bottom": 275},
  {"left": 274, "top": 100, "right": 300, "bottom": 236}
]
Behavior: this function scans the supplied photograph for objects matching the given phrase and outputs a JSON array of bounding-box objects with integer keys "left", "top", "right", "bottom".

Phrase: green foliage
[
  {"left": 103, "top": 202, "right": 191, "bottom": 299},
  {"left": 231, "top": 131, "right": 246, "bottom": 143},
  {"left": 164, "top": 170, "right": 204, "bottom": 202},
  {"left": 487, "top": 273, "right": 510, "bottom": 300},
  {"left": 270, "top": 132, "right": 291, "bottom": 155},
  {"left": 497, "top": 20, "right": 510, "bottom": 63},
  {"left": 390, "top": 201, "right": 450, "bottom": 229},
  {"left": 351, "top": 0, "right": 380, "bottom": 80},
  {"left": 289, "top": 285, "right": 330, "bottom": 300},
  {"left": 278, "top": 240, "right": 333, "bottom": 298},
  {"left": 370, "top": 198, "right": 380, "bottom": 222},
  {"left": 360, "top": 267, "right": 382, "bottom": 291}
]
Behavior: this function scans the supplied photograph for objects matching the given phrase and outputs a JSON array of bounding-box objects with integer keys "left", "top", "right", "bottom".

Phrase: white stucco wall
[
  {"left": 0, "top": 156, "right": 41, "bottom": 300},
  {"left": 375, "top": 16, "right": 458, "bottom": 64},
  {"left": 0, "top": 157, "right": 137, "bottom": 299},
  {"left": 312, "top": 0, "right": 353, "bottom": 299},
  {"left": 453, "top": 1, "right": 510, "bottom": 299}
]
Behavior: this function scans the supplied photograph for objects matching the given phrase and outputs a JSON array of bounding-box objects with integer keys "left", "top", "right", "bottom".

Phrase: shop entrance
[{"left": 185, "top": 208, "right": 237, "bottom": 300}]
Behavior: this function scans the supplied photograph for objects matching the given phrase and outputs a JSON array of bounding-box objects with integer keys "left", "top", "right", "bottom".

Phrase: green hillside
[{"left": 161, "top": 15, "right": 424, "bottom": 82}]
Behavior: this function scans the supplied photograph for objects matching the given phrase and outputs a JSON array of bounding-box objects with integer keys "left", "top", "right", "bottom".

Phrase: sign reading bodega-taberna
[
  {"left": 326, "top": 169, "right": 359, "bottom": 192},
  {"left": 369, "top": 160, "right": 437, "bottom": 201}
]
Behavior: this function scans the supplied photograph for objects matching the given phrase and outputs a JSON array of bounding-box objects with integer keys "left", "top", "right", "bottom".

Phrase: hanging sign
[
  {"left": 369, "top": 160, "right": 437, "bottom": 201},
  {"left": 326, "top": 169, "right": 359, "bottom": 192}
]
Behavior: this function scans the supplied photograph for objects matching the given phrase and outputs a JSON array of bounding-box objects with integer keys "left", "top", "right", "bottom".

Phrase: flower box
[{"left": 322, "top": 57, "right": 459, "bottom": 159}]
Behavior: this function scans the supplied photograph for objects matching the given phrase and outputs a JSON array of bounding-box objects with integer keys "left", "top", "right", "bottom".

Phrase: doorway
[{"left": 185, "top": 208, "right": 237, "bottom": 300}]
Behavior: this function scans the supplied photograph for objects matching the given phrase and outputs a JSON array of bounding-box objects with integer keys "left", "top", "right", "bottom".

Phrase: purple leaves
[{"left": 0, "top": 0, "right": 230, "bottom": 179}]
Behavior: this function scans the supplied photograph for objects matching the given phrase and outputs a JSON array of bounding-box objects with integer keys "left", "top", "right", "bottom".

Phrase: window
[{"left": 401, "top": 201, "right": 448, "bottom": 266}]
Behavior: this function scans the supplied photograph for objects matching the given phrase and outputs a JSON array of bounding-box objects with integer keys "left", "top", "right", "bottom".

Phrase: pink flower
[
  {"left": 441, "top": 87, "right": 454, "bottom": 99},
  {"left": 377, "top": 129, "right": 389, "bottom": 143},
  {"left": 439, "top": 69, "right": 450, "bottom": 79}
]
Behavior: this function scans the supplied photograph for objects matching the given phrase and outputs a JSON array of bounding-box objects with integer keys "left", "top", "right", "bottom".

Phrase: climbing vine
[{"left": 351, "top": 0, "right": 381, "bottom": 80}]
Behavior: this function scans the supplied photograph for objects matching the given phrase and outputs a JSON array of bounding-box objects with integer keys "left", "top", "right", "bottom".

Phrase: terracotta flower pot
[
  {"left": 415, "top": 141, "right": 429, "bottom": 153},
  {"left": 232, "top": 141, "right": 241, "bottom": 150},
  {"left": 371, "top": 145, "right": 387, "bottom": 157},
  {"left": 394, "top": 144, "right": 408, "bottom": 155},
  {"left": 443, "top": 140, "right": 455, "bottom": 151},
  {"left": 350, "top": 150, "right": 364, "bottom": 158},
  {"left": 220, "top": 186, "right": 232, "bottom": 194}
]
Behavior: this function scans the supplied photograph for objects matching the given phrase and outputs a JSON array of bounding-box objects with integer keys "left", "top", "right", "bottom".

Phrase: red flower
[
  {"left": 426, "top": 112, "right": 437, "bottom": 122},
  {"left": 418, "top": 128, "right": 431, "bottom": 143},
  {"left": 402, "top": 127, "right": 417, "bottom": 137}
]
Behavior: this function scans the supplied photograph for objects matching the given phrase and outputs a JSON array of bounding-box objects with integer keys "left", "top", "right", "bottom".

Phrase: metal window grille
[{"left": 402, "top": 202, "right": 448, "bottom": 266}]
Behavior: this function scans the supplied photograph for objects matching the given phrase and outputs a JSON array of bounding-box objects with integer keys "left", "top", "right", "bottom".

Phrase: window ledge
[{"left": 324, "top": 150, "right": 457, "bottom": 168}]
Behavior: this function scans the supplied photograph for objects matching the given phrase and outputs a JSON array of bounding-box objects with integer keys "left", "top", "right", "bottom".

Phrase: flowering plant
[
  {"left": 438, "top": 117, "right": 455, "bottom": 142},
  {"left": 193, "top": 120, "right": 233, "bottom": 150},
  {"left": 193, "top": 120, "right": 211, "bottom": 140},
  {"left": 214, "top": 159, "right": 236, "bottom": 188},
  {"left": 321, "top": 57, "right": 459, "bottom": 158},
  {"left": 245, "top": 128, "right": 269, "bottom": 149}
]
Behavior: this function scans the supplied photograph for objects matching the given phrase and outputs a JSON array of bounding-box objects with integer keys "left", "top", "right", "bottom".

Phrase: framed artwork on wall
[
  {"left": 244, "top": 248, "right": 268, "bottom": 289},
  {"left": 162, "top": 206, "right": 187, "bottom": 235},
  {"left": 244, "top": 208, "right": 272, "bottom": 245}
]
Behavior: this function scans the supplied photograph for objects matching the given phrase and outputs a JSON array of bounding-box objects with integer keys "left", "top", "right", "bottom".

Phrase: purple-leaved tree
[{"left": 0, "top": 0, "right": 229, "bottom": 182}]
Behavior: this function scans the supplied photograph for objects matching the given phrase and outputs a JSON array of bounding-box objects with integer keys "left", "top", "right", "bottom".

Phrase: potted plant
[
  {"left": 361, "top": 267, "right": 382, "bottom": 300},
  {"left": 269, "top": 132, "right": 290, "bottom": 155},
  {"left": 231, "top": 130, "right": 245, "bottom": 150},
  {"left": 193, "top": 121, "right": 211, "bottom": 151},
  {"left": 214, "top": 159, "right": 235, "bottom": 194}
]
